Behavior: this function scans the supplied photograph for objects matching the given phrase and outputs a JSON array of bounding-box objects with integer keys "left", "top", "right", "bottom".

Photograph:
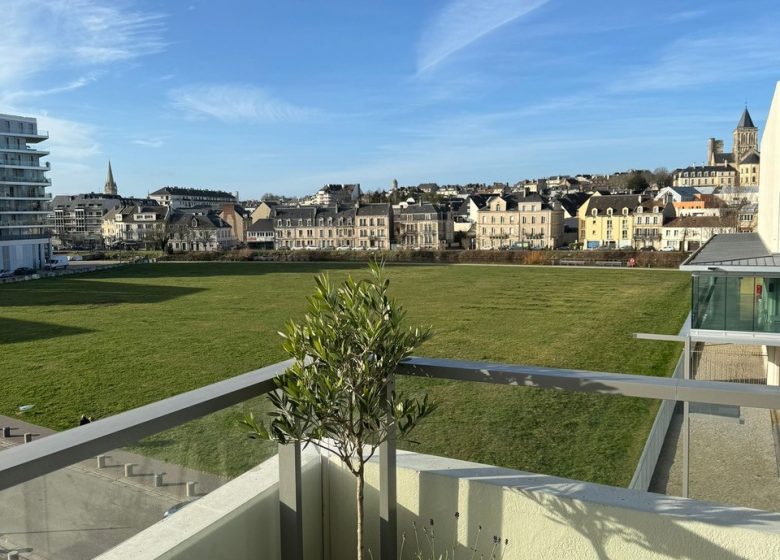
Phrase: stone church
[{"left": 707, "top": 107, "right": 761, "bottom": 186}]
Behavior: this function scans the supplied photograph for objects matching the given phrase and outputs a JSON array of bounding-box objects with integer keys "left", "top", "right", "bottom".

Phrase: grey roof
[
  {"left": 739, "top": 151, "right": 760, "bottom": 165},
  {"left": 356, "top": 203, "right": 390, "bottom": 216},
  {"left": 51, "top": 193, "right": 154, "bottom": 213},
  {"left": 738, "top": 107, "right": 756, "bottom": 129},
  {"left": 114, "top": 204, "right": 168, "bottom": 220},
  {"left": 169, "top": 211, "right": 230, "bottom": 229},
  {"left": 558, "top": 192, "right": 591, "bottom": 216},
  {"left": 150, "top": 186, "right": 235, "bottom": 199},
  {"left": 675, "top": 164, "right": 736, "bottom": 174},
  {"left": 274, "top": 205, "right": 356, "bottom": 221},
  {"left": 248, "top": 219, "right": 274, "bottom": 232},
  {"left": 658, "top": 187, "right": 700, "bottom": 201},
  {"left": 712, "top": 153, "right": 735, "bottom": 165},
  {"left": 680, "top": 233, "right": 780, "bottom": 270},
  {"left": 586, "top": 194, "right": 643, "bottom": 214},
  {"left": 396, "top": 203, "right": 440, "bottom": 215}
]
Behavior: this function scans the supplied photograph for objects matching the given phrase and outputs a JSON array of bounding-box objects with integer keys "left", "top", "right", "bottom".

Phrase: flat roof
[{"left": 680, "top": 233, "right": 780, "bottom": 272}]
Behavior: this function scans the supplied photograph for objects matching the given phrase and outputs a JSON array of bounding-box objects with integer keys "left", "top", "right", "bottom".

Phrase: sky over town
[{"left": 2, "top": 0, "right": 780, "bottom": 198}]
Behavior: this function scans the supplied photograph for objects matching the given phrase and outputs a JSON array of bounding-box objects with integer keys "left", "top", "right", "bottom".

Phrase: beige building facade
[{"left": 476, "top": 194, "right": 563, "bottom": 250}]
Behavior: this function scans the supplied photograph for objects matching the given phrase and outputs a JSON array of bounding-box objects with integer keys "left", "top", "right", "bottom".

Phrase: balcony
[
  {"left": 0, "top": 130, "right": 49, "bottom": 143},
  {"left": 0, "top": 146, "right": 50, "bottom": 156},
  {"left": 0, "top": 161, "right": 50, "bottom": 172},
  {"left": 0, "top": 177, "right": 51, "bottom": 187},
  {"left": 1, "top": 346, "right": 779, "bottom": 560}
]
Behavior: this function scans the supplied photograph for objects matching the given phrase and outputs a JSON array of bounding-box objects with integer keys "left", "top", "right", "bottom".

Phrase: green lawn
[{"left": 0, "top": 263, "right": 690, "bottom": 486}]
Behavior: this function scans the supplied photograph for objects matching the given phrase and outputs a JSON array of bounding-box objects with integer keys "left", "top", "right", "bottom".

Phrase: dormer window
[
  {"left": 298, "top": 219, "right": 303, "bottom": 226},
  {"left": 622, "top": 208, "right": 628, "bottom": 216},
  {"left": 637, "top": 206, "right": 643, "bottom": 214},
  {"left": 607, "top": 208, "right": 613, "bottom": 216},
  {"left": 591, "top": 209, "right": 597, "bottom": 217},
  {"left": 191, "top": 218, "right": 198, "bottom": 227}
]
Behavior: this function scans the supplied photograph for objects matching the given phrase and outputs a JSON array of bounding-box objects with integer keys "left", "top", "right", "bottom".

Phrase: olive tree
[{"left": 243, "top": 262, "right": 434, "bottom": 560}]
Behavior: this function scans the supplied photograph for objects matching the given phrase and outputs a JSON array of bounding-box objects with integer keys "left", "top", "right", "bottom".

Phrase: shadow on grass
[
  {"left": 85, "top": 262, "right": 371, "bottom": 279},
  {"left": 0, "top": 279, "right": 206, "bottom": 307},
  {"left": 0, "top": 318, "right": 93, "bottom": 344}
]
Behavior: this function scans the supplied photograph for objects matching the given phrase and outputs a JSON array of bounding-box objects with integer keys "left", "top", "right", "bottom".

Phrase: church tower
[
  {"left": 104, "top": 161, "right": 118, "bottom": 195},
  {"left": 733, "top": 107, "right": 758, "bottom": 163}
]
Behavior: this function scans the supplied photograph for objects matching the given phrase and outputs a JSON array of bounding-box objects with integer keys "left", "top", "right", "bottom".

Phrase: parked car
[
  {"left": 13, "top": 267, "right": 36, "bottom": 276},
  {"left": 67, "top": 254, "right": 83, "bottom": 261},
  {"left": 43, "top": 256, "right": 69, "bottom": 270},
  {"left": 0, "top": 269, "right": 13, "bottom": 278}
]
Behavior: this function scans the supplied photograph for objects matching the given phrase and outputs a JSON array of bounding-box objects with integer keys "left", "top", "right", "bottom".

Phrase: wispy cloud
[
  {"left": 1, "top": 75, "right": 99, "bottom": 105},
  {"left": 611, "top": 30, "right": 780, "bottom": 93},
  {"left": 132, "top": 138, "right": 165, "bottom": 148},
  {"left": 0, "top": 0, "right": 166, "bottom": 91},
  {"left": 663, "top": 9, "right": 707, "bottom": 23},
  {"left": 169, "top": 84, "right": 314, "bottom": 123},
  {"left": 417, "top": 0, "right": 550, "bottom": 74}
]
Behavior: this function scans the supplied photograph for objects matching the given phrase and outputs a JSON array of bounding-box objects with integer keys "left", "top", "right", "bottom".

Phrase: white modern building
[
  {"left": 681, "top": 81, "right": 780, "bottom": 384},
  {"left": 0, "top": 114, "right": 52, "bottom": 271}
]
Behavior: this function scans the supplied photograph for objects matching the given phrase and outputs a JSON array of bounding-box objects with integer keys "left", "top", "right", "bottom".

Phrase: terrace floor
[{"left": 651, "top": 344, "right": 780, "bottom": 512}]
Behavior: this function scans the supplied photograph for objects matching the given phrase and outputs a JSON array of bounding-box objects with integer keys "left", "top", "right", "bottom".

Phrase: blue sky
[{"left": 3, "top": 0, "right": 780, "bottom": 199}]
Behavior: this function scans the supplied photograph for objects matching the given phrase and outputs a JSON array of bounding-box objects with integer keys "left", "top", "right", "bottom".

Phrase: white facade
[{"left": 0, "top": 114, "right": 51, "bottom": 271}]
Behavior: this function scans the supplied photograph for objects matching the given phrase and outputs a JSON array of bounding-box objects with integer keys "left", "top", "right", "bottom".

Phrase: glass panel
[
  {"left": 756, "top": 277, "right": 780, "bottom": 333},
  {"left": 0, "top": 395, "right": 276, "bottom": 559}
]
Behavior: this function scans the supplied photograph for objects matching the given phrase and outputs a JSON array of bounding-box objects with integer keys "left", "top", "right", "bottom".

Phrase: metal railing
[{"left": 1, "top": 354, "right": 780, "bottom": 559}]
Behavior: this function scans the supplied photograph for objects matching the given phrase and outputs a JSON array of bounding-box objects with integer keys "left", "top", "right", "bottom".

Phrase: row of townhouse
[
  {"left": 577, "top": 192, "right": 739, "bottom": 251},
  {"left": 270, "top": 204, "right": 396, "bottom": 250},
  {"left": 248, "top": 201, "right": 454, "bottom": 250}
]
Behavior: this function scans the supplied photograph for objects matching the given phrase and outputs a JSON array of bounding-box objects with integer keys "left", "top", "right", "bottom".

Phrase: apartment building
[
  {"left": 246, "top": 219, "right": 275, "bottom": 248},
  {"left": 662, "top": 216, "right": 736, "bottom": 252},
  {"left": 578, "top": 193, "right": 652, "bottom": 249},
  {"left": 150, "top": 186, "right": 237, "bottom": 209},
  {"left": 0, "top": 114, "right": 52, "bottom": 270},
  {"left": 166, "top": 209, "right": 236, "bottom": 252},
  {"left": 393, "top": 202, "right": 453, "bottom": 249},
  {"left": 355, "top": 203, "right": 391, "bottom": 249},
  {"left": 273, "top": 203, "right": 391, "bottom": 249},
  {"left": 633, "top": 199, "right": 672, "bottom": 250},
  {"left": 101, "top": 205, "right": 170, "bottom": 248},
  {"left": 475, "top": 193, "right": 563, "bottom": 250},
  {"left": 672, "top": 165, "right": 737, "bottom": 188},
  {"left": 51, "top": 193, "right": 155, "bottom": 248}
]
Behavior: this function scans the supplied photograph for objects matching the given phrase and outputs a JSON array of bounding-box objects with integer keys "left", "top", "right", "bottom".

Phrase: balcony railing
[{"left": 2, "top": 336, "right": 780, "bottom": 559}]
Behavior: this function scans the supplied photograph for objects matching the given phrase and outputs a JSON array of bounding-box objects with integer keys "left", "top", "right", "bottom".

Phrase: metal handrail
[{"left": 3, "top": 353, "right": 780, "bottom": 559}]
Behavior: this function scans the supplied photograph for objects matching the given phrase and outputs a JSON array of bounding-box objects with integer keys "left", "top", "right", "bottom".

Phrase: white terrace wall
[
  {"left": 98, "top": 447, "right": 780, "bottom": 559},
  {"left": 326, "top": 450, "right": 780, "bottom": 559}
]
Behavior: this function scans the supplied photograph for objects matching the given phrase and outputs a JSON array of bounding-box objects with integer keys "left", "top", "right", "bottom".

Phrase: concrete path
[{"left": 0, "top": 415, "right": 229, "bottom": 560}]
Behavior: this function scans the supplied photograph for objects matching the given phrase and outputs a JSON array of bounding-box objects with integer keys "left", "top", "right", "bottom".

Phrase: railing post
[
  {"left": 279, "top": 441, "right": 303, "bottom": 560},
  {"left": 380, "top": 373, "right": 397, "bottom": 560},
  {"left": 683, "top": 336, "right": 691, "bottom": 498}
]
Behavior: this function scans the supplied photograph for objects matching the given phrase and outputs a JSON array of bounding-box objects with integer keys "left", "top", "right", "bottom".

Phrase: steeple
[
  {"left": 738, "top": 106, "right": 756, "bottom": 129},
  {"left": 104, "top": 161, "right": 117, "bottom": 195}
]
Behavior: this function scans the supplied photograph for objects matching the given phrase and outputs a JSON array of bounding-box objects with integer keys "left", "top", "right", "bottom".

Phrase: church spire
[
  {"left": 104, "top": 161, "right": 118, "bottom": 195},
  {"left": 738, "top": 107, "right": 755, "bottom": 129}
]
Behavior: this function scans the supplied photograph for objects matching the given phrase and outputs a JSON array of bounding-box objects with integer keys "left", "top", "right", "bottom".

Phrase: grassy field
[{"left": 0, "top": 263, "right": 690, "bottom": 486}]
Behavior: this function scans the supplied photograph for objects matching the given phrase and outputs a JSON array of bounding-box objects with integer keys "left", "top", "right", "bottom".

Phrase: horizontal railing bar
[
  {"left": 397, "top": 356, "right": 780, "bottom": 409},
  {"left": 0, "top": 359, "right": 292, "bottom": 492},
  {"left": 633, "top": 333, "right": 687, "bottom": 342}
]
